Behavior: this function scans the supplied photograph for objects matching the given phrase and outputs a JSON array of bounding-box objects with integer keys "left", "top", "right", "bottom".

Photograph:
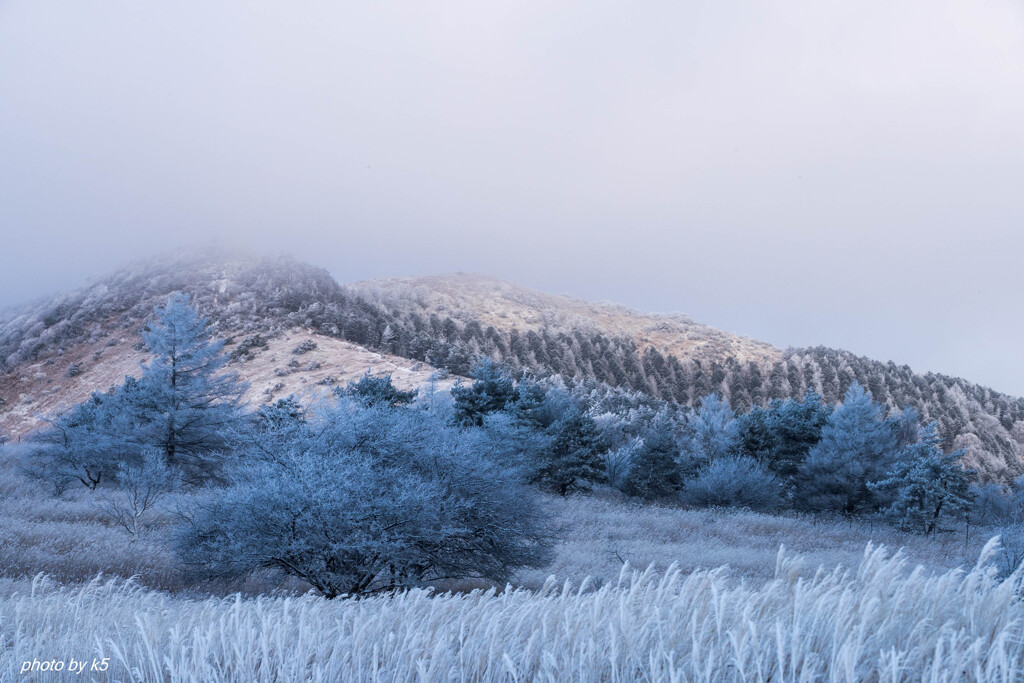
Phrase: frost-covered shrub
[
  {"left": 177, "top": 402, "right": 552, "bottom": 597},
  {"left": 20, "top": 388, "right": 145, "bottom": 493},
  {"left": 339, "top": 372, "right": 416, "bottom": 408},
  {"left": 973, "top": 475, "right": 1024, "bottom": 527},
  {"left": 228, "top": 334, "right": 268, "bottom": 361},
  {"left": 291, "top": 339, "right": 318, "bottom": 355},
  {"left": 603, "top": 438, "right": 641, "bottom": 490},
  {"left": 679, "top": 456, "right": 781, "bottom": 511},
  {"left": 970, "top": 483, "right": 1017, "bottom": 526}
]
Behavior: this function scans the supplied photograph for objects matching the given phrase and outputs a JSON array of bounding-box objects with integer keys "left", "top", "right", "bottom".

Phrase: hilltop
[{"left": 0, "top": 250, "right": 449, "bottom": 437}]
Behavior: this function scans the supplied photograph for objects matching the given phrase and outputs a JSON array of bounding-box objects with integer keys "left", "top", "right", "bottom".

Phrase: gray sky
[{"left": 1, "top": 0, "right": 1023, "bottom": 395}]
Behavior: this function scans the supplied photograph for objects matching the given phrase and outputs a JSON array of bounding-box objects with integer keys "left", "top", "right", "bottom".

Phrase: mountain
[{"left": 1, "top": 250, "right": 1022, "bottom": 479}]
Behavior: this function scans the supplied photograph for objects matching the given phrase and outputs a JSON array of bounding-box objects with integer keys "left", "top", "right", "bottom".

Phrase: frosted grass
[{"left": 2, "top": 539, "right": 1022, "bottom": 682}]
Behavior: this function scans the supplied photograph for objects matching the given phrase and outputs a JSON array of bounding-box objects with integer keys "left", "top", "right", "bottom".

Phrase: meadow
[{"left": 3, "top": 447, "right": 1024, "bottom": 682}]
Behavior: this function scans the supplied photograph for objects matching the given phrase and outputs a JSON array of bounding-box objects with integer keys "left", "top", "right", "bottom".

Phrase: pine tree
[
  {"left": 133, "top": 293, "right": 246, "bottom": 476},
  {"left": 504, "top": 377, "right": 555, "bottom": 429},
  {"left": 681, "top": 394, "right": 738, "bottom": 476},
  {"left": 531, "top": 407, "right": 606, "bottom": 495},
  {"left": 25, "top": 296, "right": 244, "bottom": 487},
  {"left": 621, "top": 420, "right": 683, "bottom": 500},
  {"left": 451, "top": 358, "right": 519, "bottom": 426},
  {"left": 735, "top": 404, "right": 775, "bottom": 465},
  {"left": 871, "top": 423, "right": 974, "bottom": 534},
  {"left": 795, "top": 383, "right": 897, "bottom": 515},
  {"left": 763, "top": 390, "right": 831, "bottom": 480}
]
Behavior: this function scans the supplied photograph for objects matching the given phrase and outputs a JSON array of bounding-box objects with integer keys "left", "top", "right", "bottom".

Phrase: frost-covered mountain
[{"left": 1, "top": 249, "right": 1022, "bottom": 478}]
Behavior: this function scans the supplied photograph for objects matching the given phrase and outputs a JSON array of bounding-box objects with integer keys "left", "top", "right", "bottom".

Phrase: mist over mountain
[{"left": 1, "top": 250, "right": 1021, "bottom": 479}]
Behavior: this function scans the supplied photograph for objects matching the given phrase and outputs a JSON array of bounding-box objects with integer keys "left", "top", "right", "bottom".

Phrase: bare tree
[{"left": 97, "top": 449, "right": 179, "bottom": 535}]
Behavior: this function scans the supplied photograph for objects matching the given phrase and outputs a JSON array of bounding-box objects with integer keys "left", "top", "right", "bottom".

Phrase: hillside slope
[
  {"left": 0, "top": 250, "right": 449, "bottom": 437},
  {"left": 348, "top": 273, "right": 1024, "bottom": 478},
  {"left": 350, "top": 273, "right": 782, "bottom": 366},
  {"left": 1, "top": 251, "right": 1021, "bottom": 478}
]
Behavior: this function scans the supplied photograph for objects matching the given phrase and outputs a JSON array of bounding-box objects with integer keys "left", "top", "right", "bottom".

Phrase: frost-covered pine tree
[
  {"left": 133, "top": 293, "right": 246, "bottom": 477},
  {"left": 795, "top": 383, "right": 898, "bottom": 515},
  {"left": 621, "top": 420, "right": 683, "bottom": 500},
  {"left": 681, "top": 394, "right": 738, "bottom": 475},
  {"left": 871, "top": 422, "right": 974, "bottom": 534},
  {"left": 531, "top": 405, "right": 607, "bottom": 496},
  {"left": 735, "top": 389, "right": 831, "bottom": 482},
  {"left": 451, "top": 358, "right": 519, "bottom": 426}
]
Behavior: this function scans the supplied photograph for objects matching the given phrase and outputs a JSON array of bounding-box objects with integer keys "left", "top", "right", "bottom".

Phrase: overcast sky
[{"left": 1, "top": 0, "right": 1022, "bottom": 395}]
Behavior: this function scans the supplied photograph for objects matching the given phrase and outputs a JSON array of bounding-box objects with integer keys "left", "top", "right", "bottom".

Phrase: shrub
[
  {"left": 971, "top": 475, "right": 1024, "bottom": 527},
  {"left": 679, "top": 456, "right": 782, "bottom": 511},
  {"left": 339, "top": 372, "right": 416, "bottom": 408},
  {"left": 969, "top": 483, "right": 1016, "bottom": 526},
  {"left": 176, "top": 403, "right": 552, "bottom": 597},
  {"left": 291, "top": 339, "right": 318, "bottom": 355},
  {"left": 21, "top": 388, "right": 144, "bottom": 493}
]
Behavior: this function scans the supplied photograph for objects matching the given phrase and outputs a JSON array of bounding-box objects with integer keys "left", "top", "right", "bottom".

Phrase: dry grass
[
  {"left": 521, "top": 492, "right": 1024, "bottom": 589},
  {"left": 2, "top": 542, "right": 1023, "bottom": 682},
  {"left": 0, "top": 454, "right": 182, "bottom": 592}
]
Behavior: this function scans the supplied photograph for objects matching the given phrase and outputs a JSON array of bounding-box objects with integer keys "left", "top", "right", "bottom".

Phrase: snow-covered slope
[{"left": 349, "top": 272, "right": 782, "bottom": 366}]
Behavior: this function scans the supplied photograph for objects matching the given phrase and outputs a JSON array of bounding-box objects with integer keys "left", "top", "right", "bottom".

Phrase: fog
[{"left": 1, "top": 0, "right": 1022, "bottom": 394}]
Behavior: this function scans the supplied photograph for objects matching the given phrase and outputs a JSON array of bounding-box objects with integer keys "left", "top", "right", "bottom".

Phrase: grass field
[{"left": 2, "top": 450, "right": 1024, "bottom": 681}]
